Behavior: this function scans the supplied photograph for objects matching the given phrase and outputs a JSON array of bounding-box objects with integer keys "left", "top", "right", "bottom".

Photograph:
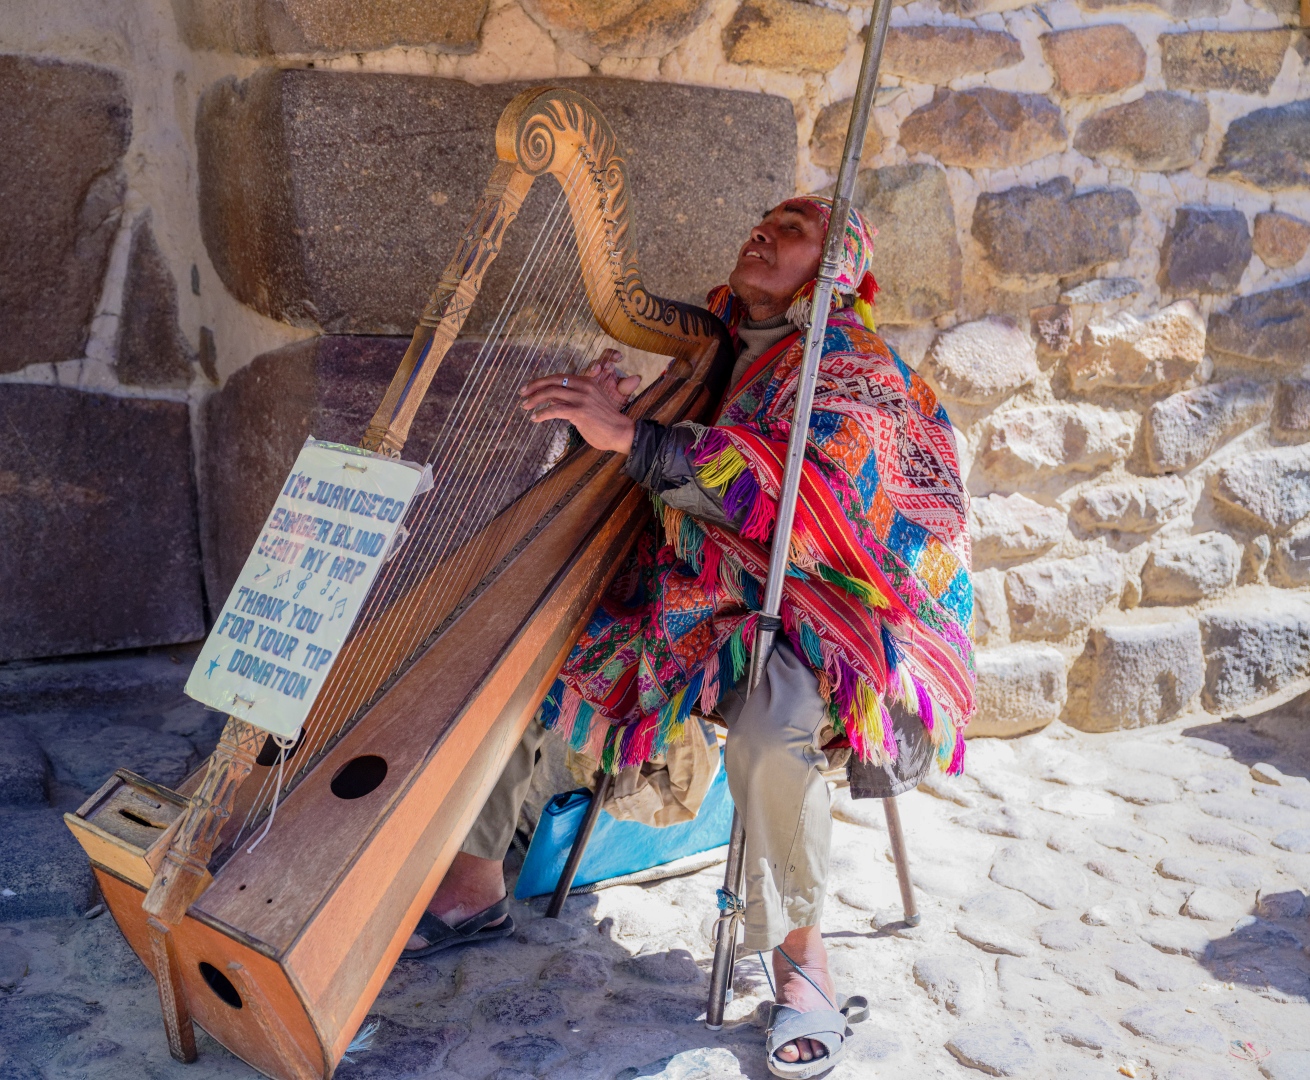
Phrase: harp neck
[{"left": 362, "top": 86, "right": 727, "bottom": 459}]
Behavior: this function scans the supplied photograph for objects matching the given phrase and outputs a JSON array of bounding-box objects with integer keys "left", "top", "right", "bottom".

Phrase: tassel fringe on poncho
[{"left": 535, "top": 304, "right": 976, "bottom": 777}]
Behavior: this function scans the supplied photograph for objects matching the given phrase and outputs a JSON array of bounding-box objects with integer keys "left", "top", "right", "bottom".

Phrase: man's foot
[
  {"left": 405, "top": 851, "right": 507, "bottom": 951},
  {"left": 771, "top": 925, "right": 835, "bottom": 1066}
]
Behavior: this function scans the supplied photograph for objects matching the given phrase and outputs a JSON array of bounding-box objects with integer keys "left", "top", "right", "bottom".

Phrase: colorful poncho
[{"left": 538, "top": 306, "right": 976, "bottom": 776}]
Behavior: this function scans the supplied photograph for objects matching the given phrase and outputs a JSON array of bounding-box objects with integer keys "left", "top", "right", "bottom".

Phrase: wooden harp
[{"left": 65, "top": 86, "right": 731, "bottom": 1080}]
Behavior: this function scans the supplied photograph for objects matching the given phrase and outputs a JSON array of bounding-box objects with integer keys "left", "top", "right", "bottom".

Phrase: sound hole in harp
[
  {"left": 199, "top": 962, "right": 243, "bottom": 1009},
  {"left": 329, "top": 755, "right": 388, "bottom": 800},
  {"left": 229, "top": 158, "right": 675, "bottom": 848}
]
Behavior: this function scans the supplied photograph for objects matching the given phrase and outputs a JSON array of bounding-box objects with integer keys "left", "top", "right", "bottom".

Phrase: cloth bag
[{"left": 514, "top": 749, "right": 734, "bottom": 899}]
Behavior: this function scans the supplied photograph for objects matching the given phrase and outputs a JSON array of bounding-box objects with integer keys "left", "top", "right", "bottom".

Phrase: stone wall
[{"left": 1, "top": 0, "right": 1307, "bottom": 735}]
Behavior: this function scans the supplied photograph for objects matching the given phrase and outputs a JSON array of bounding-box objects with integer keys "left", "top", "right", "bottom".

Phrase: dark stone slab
[
  {"left": 0, "top": 719, "right": 50, "bottom": 807},
  {"left": 0, "top": 651, "right": 192, "bottom": 713},
  {"left": 850, "top": 163, "right": 961, "bottom": 324},
  {"left": 899, "top": 88, "right": 1066, "bottom": 170},
  {"left": 39, "top": 721, "right": 198, "bottom": 794},
  {"left": 1210, "top": 99, "right": 1310, "bottom": 191},
  {"left": 334, "top": 1016, "right": 467, "bottom": 1079},
  {"left": 0, "top": 808, "right": 96, "bottom": 919},
  {"left": 1273, "top": 378, "right": 1310, "bottom": 443},
  {"left": 197, "top": 73, "right": 795, "bottom": 334},
  {"left": 0, "top": 56, "right": 130, "bottom": 374},
  {"left": 1158, "top": 207, "right": 1251, "bottom": 294},
  {"left": 1073, "top": 91, "right": 1208, "bottom": 172},
  {"left": 174, "top": 0, "right": 487, "bottom": 54},
  {"left": 972, "top": 177, "right": 1140, "bottom": 278},
  {"left": 1160, "top": 30, "right": 1293, "bottom": 96},
  {"left": 0, "top": 386, "right": 204, "bottom": 661},
  {"left": 116, "top": 219, "right": 195, "bottom": 387},
  {"left": 201, "top": 335, "right": 462, "bottom": 608},
  {"left": 1200, "top": 597, "right": 1310, "bottom": 711},
  {"left": 1207, "top": 277, "right": 1310, "bottom": 367}
]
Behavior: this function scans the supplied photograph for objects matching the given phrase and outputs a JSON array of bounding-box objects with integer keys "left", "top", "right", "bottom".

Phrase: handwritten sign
[{"left": 185, "top": 438, "right": 429, "bottom": 740}]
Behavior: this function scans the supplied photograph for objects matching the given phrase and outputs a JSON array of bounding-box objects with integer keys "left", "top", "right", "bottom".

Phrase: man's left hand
[{"left": 519, "top": 350, "right": 641, "bottom": 454}]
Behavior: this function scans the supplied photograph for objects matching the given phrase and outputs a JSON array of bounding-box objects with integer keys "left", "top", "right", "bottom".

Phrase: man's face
[{"left": 727, "top": 200, "right": 826, "bottom": 315}]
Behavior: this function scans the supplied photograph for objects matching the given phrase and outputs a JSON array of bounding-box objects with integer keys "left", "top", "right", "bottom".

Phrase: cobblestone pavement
[{"left": 1, "top": 651, "right": 1307, "bottom": 1080}]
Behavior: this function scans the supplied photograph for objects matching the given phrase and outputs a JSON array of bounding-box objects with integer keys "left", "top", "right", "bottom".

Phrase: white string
[{"left": 245, "top": 734, "right": 297, "bottom": 854}]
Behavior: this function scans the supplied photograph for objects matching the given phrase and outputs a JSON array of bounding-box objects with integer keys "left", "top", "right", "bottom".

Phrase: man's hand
[{"left": 519, "top": 349, "right": 641, "bottom": 455}]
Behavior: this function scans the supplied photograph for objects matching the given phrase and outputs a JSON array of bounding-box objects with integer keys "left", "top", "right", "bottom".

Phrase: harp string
[
  {"left": 237, "top": 158, "right": 651, "bottom": 835},
  {"left": 235, "top": 176, "right": 588, "bottom": 833}
]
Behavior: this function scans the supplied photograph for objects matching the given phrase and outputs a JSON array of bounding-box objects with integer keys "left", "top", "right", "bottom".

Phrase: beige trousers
[{"left": 461, "top": 641, "right": 833, "bottom": 952}]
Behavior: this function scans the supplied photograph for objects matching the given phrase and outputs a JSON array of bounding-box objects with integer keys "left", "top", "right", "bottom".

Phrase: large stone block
[
  {"left": 1065, "top": 301, "right": 1205, "bottom": 392},
  {"left": 900, "top": 89, "right": 1066, "bottom": 170},
  {"left": 979, "top": 403, "right": 1135, "bottom": 484},
  {"left": 0, "top": 386, "right": 204, "bottom": 661},
  {"left": 197, "top": 73, "right": 795, "bottom": 334},
  {"left": 174, "top": 0, "right": 487, "bottom": 54},
  {"left": 1073, "top": 92, "right": 1209, "bottom": 172},
  {"left": 967, "top": 644, "right": 1067, "bottom": 738},
  {"left": 851, "top": 164, "right": 961, "bottom": 324},
  {"left": 972, "top": 178, "right": 1139, "bottom": 279},
  {"left": 1160, "top": 30, "right": 1293, "bottom": 96},
  {"left": 1041, "top": 25, "right": 1145, "bottom": 98},
  {"left": 923, "top": 317, "right": 1037, "bottom": 405},
  {"left": 1144, "top": 379, "right": 1272, "bottom": 473},
  {"left": 809, "top": 99, "right": 883, "bottom": 171},
  {"left": 1079, "top": 0, "right": 1229, "bottom": 16},
  {"left": 1141, "top": 532, "right": 1240, "bottom": 604},
  {"left": 1207, "top": 278, "right": 1310, "bottom": 368},
  {"left": 116, "top": 219, "right": 195, "bottom": 388},
  {"left": 883, "top": 25, "right": 1022, "bottom": 85},
  {"left": 1068, "top": 618, "right": 1203, "bottom": 731},
  {"left": 1270, "top": 524, "right": 1310, "bottom": 586},
  {"left": 1071, "top": 476, "right": 1189, "bottom": 534},
  {"left": 1210, "top": 100, "right": 1310, "bottom": 191},
  {"left": 1272, "top": 378, "right": 1310, "bottom": 443},
  {"left": 204, "top": 336, "right": 422, "bottom": 606},
  {"left": 200, "top": 334, "right": 555, "bottom": 610},
  {"left": 970, "top": 493, "right": 1065, "bottom": 565},
  {"left": 1199, "top": 595, "right": 1310, "bottom": 711},
  {"left": 0, "top": 808, "right": 95, "bottom": 919},
  {"left": 521, "top": 0, "right": 716, "bottom": 63},
  {"left": 0, "top": 56, "right": 130, "bottom": 375},
  {"left": 1253, "top": 211, "right": 1310, "bottom": 270},
  {"left": 1214, "top": 444, "right": 1310, "bottom": 533},
  {"left": 1006, "top": 551, "right": 1124, "bottom": 640},
  {"left": 1158, "top": 208, "right": 1252, "bottom": 295},
  {"left": 722, "top": 0, "right": 851, "bottom": 72},
  {"left": 0, "top": 719, "right": 49, "bottom": 808}
]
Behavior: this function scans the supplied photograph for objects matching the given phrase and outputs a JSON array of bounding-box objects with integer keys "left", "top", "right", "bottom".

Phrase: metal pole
[
  {"left": 883, "top": 796, "right": 920, "bottom": 927},
  {"left": 546, "top": 771, "right": 613, "bottom": 918},
  {"left": 704, "top": 0, "right": 895, "bottom": 1029}
]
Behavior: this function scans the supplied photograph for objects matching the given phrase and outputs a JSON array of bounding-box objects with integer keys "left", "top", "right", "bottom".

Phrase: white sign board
[{"left": 185, "top": 438, "right": 427, "bottom": 740}]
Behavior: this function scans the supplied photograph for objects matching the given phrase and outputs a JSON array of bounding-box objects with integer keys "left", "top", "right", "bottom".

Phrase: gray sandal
[
  {"left": 765, "top": 995, "right": 869, "bottom": 1078},
  {"left": 761, "top": 946, "right": 869, "bottom": 1079}
]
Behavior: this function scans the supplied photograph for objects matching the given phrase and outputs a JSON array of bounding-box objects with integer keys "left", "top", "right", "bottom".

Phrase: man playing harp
[{"left": 406, "top": 197, "right": 975, "bottom": 1074}]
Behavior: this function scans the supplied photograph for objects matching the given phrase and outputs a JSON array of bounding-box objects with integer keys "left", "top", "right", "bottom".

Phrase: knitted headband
[{"left": 707, "top": 197, "right": 879, "bottom": 337}]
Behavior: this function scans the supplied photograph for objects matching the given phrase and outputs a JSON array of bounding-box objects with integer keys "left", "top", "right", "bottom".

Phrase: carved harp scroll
[{"left": 361, "top": 85, "right": 722, "bottom": 458}]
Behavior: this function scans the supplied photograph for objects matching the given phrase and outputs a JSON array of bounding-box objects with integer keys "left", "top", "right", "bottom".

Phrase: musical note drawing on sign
[
  {"left": 294, "top": 573, "right": 311, "bottom": 600},
  {"left": 251, "top": 562, "right": 274, "bottom": 584},
  {"left": 329, "top": 598, "right": 348, "bottom": 622},
  {"left": 274, "top": 570, "right": 291, "bottom": 589}
]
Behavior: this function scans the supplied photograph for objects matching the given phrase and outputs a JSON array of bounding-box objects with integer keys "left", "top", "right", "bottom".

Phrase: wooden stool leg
[
  {"left": 545, "top": 771, "right": 613, "bottom": 918},
  {"left": 882, "top": 796, "right": 920, "bottom": 927},
  {"left": 146, "top": 918, "right": 197, "bottom": 1063}
]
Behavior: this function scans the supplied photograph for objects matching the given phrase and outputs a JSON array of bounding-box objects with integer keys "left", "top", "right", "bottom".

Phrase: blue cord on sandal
[{"left": 775, "top": 945, "right": 836, "bottom": 1010}]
